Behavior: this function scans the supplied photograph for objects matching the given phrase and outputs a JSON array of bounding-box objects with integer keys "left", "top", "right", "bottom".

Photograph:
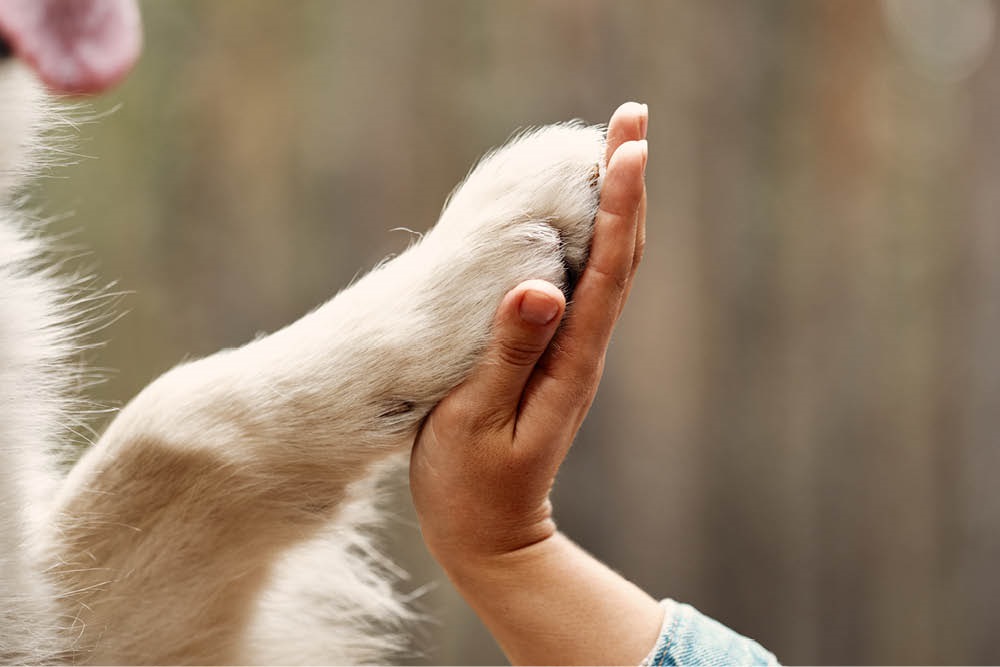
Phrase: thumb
[{"left": 455, "top": 279, "right": 566, "bottom": 428}]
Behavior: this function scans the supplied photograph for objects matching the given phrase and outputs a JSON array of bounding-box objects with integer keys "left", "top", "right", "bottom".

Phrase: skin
[{"left": 410, "top": 101, "right": 658, "bottom": 666}]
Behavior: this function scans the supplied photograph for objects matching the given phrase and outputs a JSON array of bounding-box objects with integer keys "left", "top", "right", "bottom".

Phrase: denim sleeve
[{"left": 640, "top": 599, "right": 779, "bottom": 666}]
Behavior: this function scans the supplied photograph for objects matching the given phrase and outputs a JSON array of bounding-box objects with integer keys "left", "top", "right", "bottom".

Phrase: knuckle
[
  {"left": 592, "top": 263, "right": 630, "bottom": 293},
  {"left": 573, "top": 355, "right": 605, "bottom": 391},
  {"left": 496, "top": 339, "right": 546, "bottom": 368}
]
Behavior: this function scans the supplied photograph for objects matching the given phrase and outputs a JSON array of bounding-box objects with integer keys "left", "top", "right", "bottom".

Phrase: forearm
[{"left": 436, "top": 532, "right": 664, "bottom": 666}]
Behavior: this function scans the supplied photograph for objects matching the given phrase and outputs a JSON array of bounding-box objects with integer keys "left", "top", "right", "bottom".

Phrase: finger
[
  {"left": 605, "top": 101, "right": 648, "bottom": 165},
  {"left": 442, "top": 280, "right": 566, "bottom": 434},
  {"left": 571, "top": 139, "right": 646, "bottom": 339},
  {"left": 619, "top": 178, "right": 648, "bottom": 317},
  {"left": 518, "top": 141, "right": 647, "bottom": 430},
  {"left": 609, "top": 104, "right": 649, "bottom": 317}
]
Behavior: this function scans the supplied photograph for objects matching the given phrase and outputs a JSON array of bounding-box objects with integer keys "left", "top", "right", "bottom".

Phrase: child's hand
[{"left": 410, "top": 102, "right": 647, "bottom": 564}]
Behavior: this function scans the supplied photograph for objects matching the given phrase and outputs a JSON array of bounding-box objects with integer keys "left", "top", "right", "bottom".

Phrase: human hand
[{"left": 410, "top": 101, "right": 648, "bottom": 565}]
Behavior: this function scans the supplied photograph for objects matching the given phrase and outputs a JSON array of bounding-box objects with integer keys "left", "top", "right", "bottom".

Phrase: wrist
[
  {"left": 423, "top": 515, "right": 560, "bottom": 579},
  {"left": 432, "top": 531, "right": 575, "bottom": 642}
]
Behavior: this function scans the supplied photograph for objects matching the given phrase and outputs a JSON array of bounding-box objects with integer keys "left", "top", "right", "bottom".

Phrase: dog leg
[{"left": 48, "top": 122, "right": 604, "bottom": 664}]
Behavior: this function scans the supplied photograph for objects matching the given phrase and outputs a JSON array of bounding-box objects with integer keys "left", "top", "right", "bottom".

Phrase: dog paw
[
  {"left": 251, "top": 122, "right": 608, "bottom": 448},
  {"left": 431, "top": 122, "right": 605, "bottom": 291}
]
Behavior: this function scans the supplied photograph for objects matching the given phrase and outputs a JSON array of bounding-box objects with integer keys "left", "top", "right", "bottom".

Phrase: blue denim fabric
[{"left": 641, "top": 600, "right": 779, "bottom": 666}]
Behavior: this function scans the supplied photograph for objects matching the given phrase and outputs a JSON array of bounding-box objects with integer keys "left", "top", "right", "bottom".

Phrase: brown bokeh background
[{"left": 37, "top": 1, "right": 1000, "bottom": 664}]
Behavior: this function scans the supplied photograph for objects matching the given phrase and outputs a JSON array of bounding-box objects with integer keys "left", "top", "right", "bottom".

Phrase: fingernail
[
  {"left": 639, "top": 139, "right": 648, "bottom": 173},
  {"left": 520, "top": 290, "right": 560, "bottom": 325},
  {"left": 640, "top": 103, "right": 648, "bottom": 139}
]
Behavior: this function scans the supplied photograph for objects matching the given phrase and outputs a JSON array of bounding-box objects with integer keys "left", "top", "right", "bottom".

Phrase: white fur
[
  {"left": 0, "top": 56, "right": 604, "bottom": 664},
  {"left": 0, "top": 62, "right": 74, "bottom": 664}
]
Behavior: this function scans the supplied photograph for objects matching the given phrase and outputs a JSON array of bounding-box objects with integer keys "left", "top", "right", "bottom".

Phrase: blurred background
[{"left": 36, "top": 0, "right": 1000, "bottom": 664}]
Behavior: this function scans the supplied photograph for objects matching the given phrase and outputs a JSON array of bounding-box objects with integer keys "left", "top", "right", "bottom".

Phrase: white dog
[{"left": 0, "top": 2, "right": 605, "bottom": 664}]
